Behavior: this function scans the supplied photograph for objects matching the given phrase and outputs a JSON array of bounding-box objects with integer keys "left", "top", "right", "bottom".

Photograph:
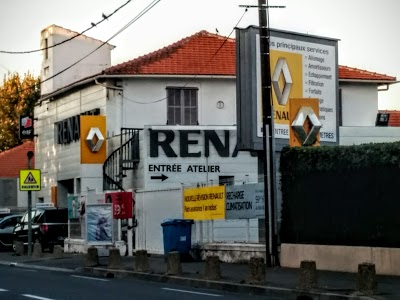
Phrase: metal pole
[
  {"left": 258, "top": 0, "right": 278, "bottom": 267},
  {"left": 27, "top": 151, "right": 34, "bottom": 256}
]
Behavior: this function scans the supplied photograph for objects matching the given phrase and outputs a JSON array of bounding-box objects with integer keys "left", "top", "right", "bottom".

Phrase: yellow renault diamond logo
[{"left": 20, "top": 169, "right": 41, "bottom": 191}]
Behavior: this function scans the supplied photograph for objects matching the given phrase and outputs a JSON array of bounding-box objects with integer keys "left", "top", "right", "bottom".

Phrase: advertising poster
[
  {"left": 255, "top": 33, "right": 337, "bottom": 142},
  {"left": 86, "top": 204, "right": 113, "bottom": 243},
  {"left": 67, "top": 195, "right": 79, "bottom": 220},
  {"left": 105, "top": 191, "right": 134, "bottom": 219},
  {"left": 225, "top": 183, "right": 264, "bottom": 220},
  {"left": 183, "top": 185, "right": 225, "bottom": 221}
]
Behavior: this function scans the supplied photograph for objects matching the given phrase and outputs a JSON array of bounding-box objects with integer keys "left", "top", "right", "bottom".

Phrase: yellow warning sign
[{"left": 19, "top": 169, "right": 41, "bottom": 191}]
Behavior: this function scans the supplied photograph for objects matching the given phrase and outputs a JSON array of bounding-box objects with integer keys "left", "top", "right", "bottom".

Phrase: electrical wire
[
  {"left": 40, "top": 0, "right": 161, "bottom": 87},
  {"left": 0, "top": 0, "right": 132, "bottom": 54},
  {"left": 0, "top": 0, "right": 161, "bottom": 101},
  {"left": 122, "top": 7, "right": 248, "bottom": 105}
]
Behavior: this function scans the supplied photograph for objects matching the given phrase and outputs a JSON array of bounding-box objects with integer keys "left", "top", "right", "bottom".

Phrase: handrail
[{"left": 103, "top": 128, "right": 142, "bottom": 191}]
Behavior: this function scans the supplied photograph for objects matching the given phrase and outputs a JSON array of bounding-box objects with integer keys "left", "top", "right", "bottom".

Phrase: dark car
[
  {"left": 13, "top": 207, "right": 68, "bottom": 252},
  {"left": 0, "top": 214, "right": 23, "bottom": 249}
]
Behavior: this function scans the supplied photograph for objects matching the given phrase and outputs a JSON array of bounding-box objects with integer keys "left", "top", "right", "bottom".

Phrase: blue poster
[
  {"left": 86, "top": 204, "right": 113, "bottom": 243},
  {"left": 67, "top": 195, "right": 79, "bottom": 220}
]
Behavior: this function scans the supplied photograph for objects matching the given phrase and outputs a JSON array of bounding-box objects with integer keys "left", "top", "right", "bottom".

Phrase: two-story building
[{"left": 33, "top": 25, "right": 397, "bottom": 260}]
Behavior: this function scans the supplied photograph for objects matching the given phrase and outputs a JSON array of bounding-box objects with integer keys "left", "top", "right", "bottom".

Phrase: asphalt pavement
[{"left": 0, "top": 250, "right": 399, "bottom": 299}]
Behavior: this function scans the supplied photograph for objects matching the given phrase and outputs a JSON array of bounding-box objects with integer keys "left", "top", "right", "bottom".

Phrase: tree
[{"left": 0, "top": 73, "right": 40, "bottom": 152}]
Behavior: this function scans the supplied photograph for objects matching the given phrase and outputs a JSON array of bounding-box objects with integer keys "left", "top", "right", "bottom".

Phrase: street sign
[
  {"left": 19, "top": 169, "right": 41, "bottom": 191},
  {"left": 19, "top": 115, "right": 34, "bottom": 139},
  {"left": 105, "top": 191, "right": 134, "bottom": 219}
]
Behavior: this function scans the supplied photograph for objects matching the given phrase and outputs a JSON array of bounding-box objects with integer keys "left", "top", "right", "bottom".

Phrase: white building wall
[
  {"left": 135, "top": 188, "right": 259, "bottom": 254},
  {"left": 35, "top": 85, "right": 107, "bottom": 203},
  {"left": 341, "top": 84, "right": 378, "bottom": 126},
  {"left": 40, "top": 25, "right": 114, "bottom": 95},
  {"left": 340, "top": 126, "right": 400, "bottom": 145},
  {"left": 121, "top": 77, "right": 236, "bottom": 128}
]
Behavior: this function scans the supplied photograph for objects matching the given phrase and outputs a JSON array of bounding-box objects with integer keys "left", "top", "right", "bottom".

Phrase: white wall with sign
[
  {"left": 34, "top": 84, "right": 107, "bottom": 202},
  {"left": 136, "top": 126, "right": 258, "bottom": 190},
  {"left": 135, "top": 187, "right": 259, "bottom": 254}
]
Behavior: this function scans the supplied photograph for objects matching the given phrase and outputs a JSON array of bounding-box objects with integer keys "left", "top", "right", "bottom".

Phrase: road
[{"left": 0, "top": 265, "right": 281, "bottom": 300}]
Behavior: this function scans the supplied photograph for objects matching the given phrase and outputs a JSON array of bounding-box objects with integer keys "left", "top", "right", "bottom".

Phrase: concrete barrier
[
  {"left": 108, "top": 248, "right": 121, "bottom": 269},
  {"left": 298, "top": 260, "right": 317, "bottom": 290},
  {"left": 15, "top": 241, "right": 24, "bottom": 256},
  {"left": 249, "top": 257, "right": 265, "bottom": 284},
  {"left": 205, "top": 255, "right": 221, "bottom": 280},
  {"left": 356, "top": 262, "right": 377, "bottom": 295},
  {"left": 32, "top": 242, "right": 43, "bottom": 258},
  {"left": 166, "top": 251, "right": 181, "bottom": 275},
  {"left": 85, "top": 247, "right": 99, "bottom": 267},
  {"left": 135, "top": 250, "right": 149, "bottom": 272},
  {"left": 53, "top": 245, "right": 63, "bottom": 258}
]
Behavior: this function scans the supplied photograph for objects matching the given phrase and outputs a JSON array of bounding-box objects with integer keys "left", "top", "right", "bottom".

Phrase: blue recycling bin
[{"left": 161, "top": 219, "right": 194, "bottom": 255}]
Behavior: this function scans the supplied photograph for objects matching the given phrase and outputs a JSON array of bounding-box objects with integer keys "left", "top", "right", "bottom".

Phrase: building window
[
  {"left": 219, "top": 176, "right": 234, "bottom": 186},
  {"left": 167, "top": 87, "right": 198, "bottom": 125},
  {"left": 44, "top": 38, "right": 49, "bottom": 59},
  {"left": 44, "top": 67, "right": 49, "bottom": 76}
]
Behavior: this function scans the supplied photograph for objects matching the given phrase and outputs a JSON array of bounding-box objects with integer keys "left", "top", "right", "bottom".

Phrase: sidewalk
[{"left": 0, "top": 251, "right": 399, "bottom": 299}]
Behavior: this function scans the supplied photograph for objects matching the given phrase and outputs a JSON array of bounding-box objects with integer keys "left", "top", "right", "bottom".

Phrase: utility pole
[
  {"left": 258, "top": 0, "right": 282, "bottom": 267},
  {"left": 27, "top": 151, "right": 34, "bottom": 256}
]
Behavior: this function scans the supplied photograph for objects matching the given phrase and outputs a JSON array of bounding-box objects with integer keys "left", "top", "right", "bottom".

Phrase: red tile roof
[
  {"left": 103, "top": 30, "right": 396, "bottom": 82},
  {"left": 105, "top": 31, "right": 235, "bottom": 76},
  {"left": 339, "top": 65, "right": 396, "bottom": 81},
  {"left": 379, "top": 110, "right": 400, "bottom": 127},
  {"left": 0, "top": 142, "right": 35, "bottom": 178}
]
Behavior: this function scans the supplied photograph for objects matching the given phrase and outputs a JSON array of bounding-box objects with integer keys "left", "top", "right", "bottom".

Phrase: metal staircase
[{"left": 103, "top": 128, "right": 142, "bottom": 191}]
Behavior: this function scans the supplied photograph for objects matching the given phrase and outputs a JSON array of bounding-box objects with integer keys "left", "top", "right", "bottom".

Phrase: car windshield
[{"left": 20, "top": 209, "right": 44, "bottom": 223}]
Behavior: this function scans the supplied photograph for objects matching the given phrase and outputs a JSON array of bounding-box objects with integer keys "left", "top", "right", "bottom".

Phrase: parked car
[
  {"left": 13, "top": 207, "right": 68, "bottom": 252},
  {"left": 0, "top": 214, "right": 23, "bottom": 249}
]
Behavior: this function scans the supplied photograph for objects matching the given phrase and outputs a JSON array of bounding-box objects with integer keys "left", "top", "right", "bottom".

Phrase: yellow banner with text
[{"left": 183, "top": 186, "right": 226, "bottom": 221}]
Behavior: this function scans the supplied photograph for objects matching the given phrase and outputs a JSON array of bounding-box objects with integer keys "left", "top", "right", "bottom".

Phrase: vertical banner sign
[
  {"left": 225, "top": 183, "right": 265, "bottom": 219},
  {"left": 80, "top": 115, "right": 107, "bottom": 164},
  {"left": 183, "top": 186, "right": 226, "bottom": 221},
  {"left": 19, "top": 115, "right": 34, "bottom": 139},
  {"left": 86, "top": 204, "right": 113, "bottom": 243},
  {"left": 67, "top": 195, "right": 79, "bottom": 220},
  {"left": 289, "top": 98, "right": 321, "bottom": 147},
  {"left": 105, "top": 191, "right": 134, "bottom": 219}
]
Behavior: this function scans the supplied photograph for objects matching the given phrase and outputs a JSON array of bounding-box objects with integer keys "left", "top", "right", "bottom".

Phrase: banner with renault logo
[
  {"left": 80, "top": 115, "right": 106, "bottom": 164},
  {"left": 289, "top": 98, "right": 321, "bottom": 147}
]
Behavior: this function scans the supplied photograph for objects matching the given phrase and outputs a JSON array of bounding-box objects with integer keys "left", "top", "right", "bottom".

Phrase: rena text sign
[
  {"left": 145, "top": 126, "right": 258, "bottom": 188},
  {"left": 225, "top": 183, "right": 264, "bottom": 219}
]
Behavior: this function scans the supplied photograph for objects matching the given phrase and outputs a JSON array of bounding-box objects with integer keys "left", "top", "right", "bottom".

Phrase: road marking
[
  {"left": 161, "top": 288, "right": 222, "bottom": 297},
  {"left": 22, "top": 294, "right": 55, "bottom": 300},
  {"left": 0, "top": 289, "right": 8, "bottom": 292},
  {"left": 71, "top": 275, "right": 109, "bottom": 282}
]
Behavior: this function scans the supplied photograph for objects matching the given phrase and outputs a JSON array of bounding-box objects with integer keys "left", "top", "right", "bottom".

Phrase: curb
[
  {"left": 0, "top": 260, "right": 75, "bottom": 273},
  {"left": 84, "top": 266, "right": 376, "bottom": 300}
]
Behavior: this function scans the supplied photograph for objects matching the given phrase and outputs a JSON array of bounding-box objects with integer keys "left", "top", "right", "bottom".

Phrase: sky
[{"left": 1, "top": 0, "right": 400, "bottom": 109}]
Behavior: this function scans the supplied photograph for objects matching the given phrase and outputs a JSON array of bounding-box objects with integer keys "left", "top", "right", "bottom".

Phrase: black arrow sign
[{"left": 151, "top": 174, "right": 168, "bottom": 181}]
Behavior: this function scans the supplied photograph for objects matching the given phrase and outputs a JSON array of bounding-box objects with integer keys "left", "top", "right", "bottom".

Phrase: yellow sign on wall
[
  {"left": 289, "top": 98, "right": 321, "bottom": 147},
  {"left": 183, "top": 186, "right": 226, "bottom": 221},
  {"left": 80, "top": 116, "right": 107, "bottom": 164},
  {"left": 19, "top": 169, "right": 41, "bottom": 191},
  {"left": 270, "top": 50, "right": 303, "bottom": 125}
]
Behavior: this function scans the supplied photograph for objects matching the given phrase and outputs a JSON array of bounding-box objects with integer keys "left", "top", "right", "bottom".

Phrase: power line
[
  {"left": 0, "top": 0, "right": 161, "bottom": 101},
  {"left": 40, "top": 0, "right": 161, "bottom": 87},
  {"left": 123, "top": 7, "right": 248, "bottom": 105},
  {"left": 0, "top": 0, "right": 132, "bottom": 54}
]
